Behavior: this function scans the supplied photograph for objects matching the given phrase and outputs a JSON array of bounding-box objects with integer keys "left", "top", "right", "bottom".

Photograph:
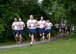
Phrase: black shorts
[
  {"left": 13, "top": 30, "right": 19, "bottom": 36},
  {"left": 61, "top": 28, "right": 65, "bottom": 31},
  {"left": 29, "top": 29, "right": 36, "bottom": 36},
  {"left": 19, "top": 30, "right": 24, "bottom": 35}
]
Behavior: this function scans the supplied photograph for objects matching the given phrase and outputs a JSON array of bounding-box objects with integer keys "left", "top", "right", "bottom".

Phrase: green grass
[
  {"left": 0, "top": 34, "right": 76, "bottom": 54},
  {"left": 0, "top": 41, "right": 15, "bottom": 46},
  {"left": 0, "top": 40, "right": 30, "bottom": 46}
]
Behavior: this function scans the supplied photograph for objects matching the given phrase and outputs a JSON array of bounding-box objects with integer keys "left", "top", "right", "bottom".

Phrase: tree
[
  {"left": 0, "top": 0, "right": 47, "bottom": 42},
  {"left": 41, "top": 0, "right": 76, "bottom": 24}
]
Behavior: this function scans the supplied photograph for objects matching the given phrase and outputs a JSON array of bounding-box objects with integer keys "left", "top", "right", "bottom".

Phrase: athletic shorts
[
  {"left": 55, "top": 28, "right": 59, "bottom": 32},
  {"left": 13, "top": 30, "right": 19, "bottom": 36},
  {"left": 61, "top": 28, "right": 65, "bottom": 31},
  {"left": 45, "top": 29, "right": 51, "bottom": 34},
  {"left": 39, "top": 28, "right": 45, "bottom": 34},
  {"left": 19, "top": 30, "right": 24, "bottom": 35},
  {"left": 29, "top": 29, "right": 36, "bottom": 36},
  {"left": 36, "top": 28, "right": 40, "bottom": 33}
]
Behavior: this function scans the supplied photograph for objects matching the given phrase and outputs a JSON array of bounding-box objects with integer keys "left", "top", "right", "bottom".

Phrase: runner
[
  {"left": 27, "top": 15, "right": 37, "bottom": 46},
  {"left": 12, "top": 18, "right": 19, "bottom": 45},
  {"left": 18, "top": 18, "right": 25, "bottom": 44},
  {"left": 35, "top": 18, "right": 40, "bottom": 41},
  {"left": 38, "top": 16, "right": 46, "bottom": 42},
  {"left": 66, "top": 25, "right": 71, "bottom": 34},
  {"left": 55, "top": 22, "right": 60, "bottom": 32},
  {"left": 45, "top": 20, "right": 53, "bottom": 41},
  {"left": 61, "top": 23, "right": 66, "bottom": 34}
]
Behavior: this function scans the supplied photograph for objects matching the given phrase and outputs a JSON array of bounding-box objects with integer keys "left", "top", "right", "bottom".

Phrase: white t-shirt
[
  {"left": 38, "top": 20, "right": 46, "bottom": 28},
  {"left": 55, "top": 24, "right": 59, "bottom": 28},
  {"left": 61, "top": 23, "right": 66, "bottom": 28},
  {"left": 18, "top": 21, "right": 25, "bottom": 30},
  {"left": 46, "top": 22, "right": 53, "bottom": 29},
  {"left": 12, "top": 22, "right": 19, "bottom": 30},
  {"left": 36, "top": 21, "right": 39, "bottom": 28},
  {"left": 27, "top": 19, "right": 37, "bottom": 29}
]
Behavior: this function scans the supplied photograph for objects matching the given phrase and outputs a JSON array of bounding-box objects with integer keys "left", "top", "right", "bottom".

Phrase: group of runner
[
  {"left": 12, "top": 14, "right": 74, "bottom": 46},
  {"left": 55, "top": 22, "right": 71, "bottom": 34},
  {"left": 12, "top": 18, "right": 25, "bottom": 45},
  {"left": 12, "top": 15, "right": 53, "bottom": 45}
]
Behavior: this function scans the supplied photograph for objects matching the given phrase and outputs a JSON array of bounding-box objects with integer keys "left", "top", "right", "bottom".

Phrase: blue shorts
[
  {"left": 39, "top": 28, "right": 45, "bottom": 34},
  {"left": 29, "top": 29, "right": 36, "bottom": 36},
  {"left": 19, "top": 30, "right": 24, "bottom": 35},
  {"left": 45, "top": 29, "right": 51, "bottom": 34},
  {"left": 36, "top": 28, "right": 40, "bottom": 32},
  {"left": 13, "top": 30, "right": 19, "bottom": 36}
]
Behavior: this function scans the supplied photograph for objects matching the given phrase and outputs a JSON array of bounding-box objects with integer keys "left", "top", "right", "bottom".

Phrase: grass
[
  {"left": 0, "top": 34, "right": 76, "bottom": 54},
  {"left": 0, "top": 40, "right": 30, "bottom": 46},
  {"left": 0, "top": 41, "right": 15, "bottom": 46}
]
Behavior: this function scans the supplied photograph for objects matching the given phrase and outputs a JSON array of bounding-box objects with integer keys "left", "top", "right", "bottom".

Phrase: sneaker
[{"left": 30, "top": 43, "right": 33, "bottom": 46}]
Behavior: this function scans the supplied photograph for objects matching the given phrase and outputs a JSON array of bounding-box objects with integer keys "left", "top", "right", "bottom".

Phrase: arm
[
  {"left": 27, "top": 21, "right": 31, "bottom": 28},
  {"left": 12, "top": 23, "right": 14, "bottom": 30},
  {"left": 23, "top": 22, "right": 25, "bottom": 28}
]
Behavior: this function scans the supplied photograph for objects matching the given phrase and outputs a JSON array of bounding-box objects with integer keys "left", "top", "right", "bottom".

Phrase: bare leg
[
  {"left": 19, "top": 34, "right": 22, "bottom": 44},
  {"left": 15, "top": 34, "right": 19, "bottom": 44},
  {"left": 42, "top": 33, "right": 45, "bottom": 42},
  {"left": 48, "top": 33, "right": 51, "bottom": 41},
  {"left": 29, "top": 34, "right": 31, "bottom": 37},
  {"left": 47, "top": 34, "right": 49, "bottom": 39},
  {"left": 40, "top": 34, "right": 42, "bottom": 41},
  {"left": 30, "top": 35, "right": 34, "bottom": 45},
  {"left": 40, "top": 34, "right": 42, "bottom": 36}
]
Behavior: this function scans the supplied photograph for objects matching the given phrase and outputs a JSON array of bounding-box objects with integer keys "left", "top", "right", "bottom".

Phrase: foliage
[
  {"left": 41, "top": 0, "right": 76, "bottom": 24},
  {"left": 0, "top": 0, "right": 76, "bottom": 42}
]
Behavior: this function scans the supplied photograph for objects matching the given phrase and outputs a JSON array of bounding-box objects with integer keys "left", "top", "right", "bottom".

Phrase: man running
[
  {"left": 35, "top": 18, "right": 39, "bottom": 41},
  {"left": 18, "top": 18, "right": 25, "bottom": 44},
  {"left": 38, "top": 16, "right": 46, "bottom": 42},
  {"left": 12, "top": 18, "right": 19, "bottom": 44},
  {"left": 27, "top": 15, "right": 37, "bottom": 46},
  {"left": 55, "top": 22, "right": 60, "bottom": 32},
  {"left": 45, "top": 20, "right": 53, "bottom": 41},
  {"left": 61, "top": 23, "right": 66, "bottom": 34}
]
